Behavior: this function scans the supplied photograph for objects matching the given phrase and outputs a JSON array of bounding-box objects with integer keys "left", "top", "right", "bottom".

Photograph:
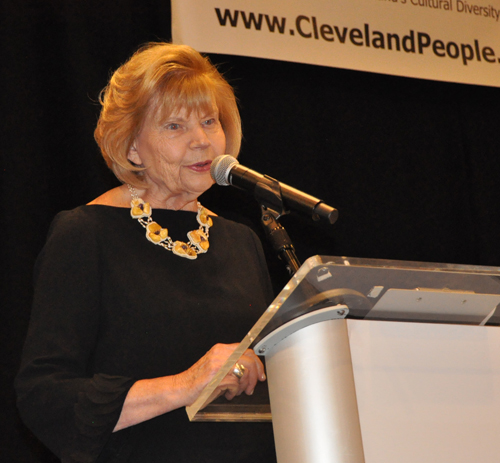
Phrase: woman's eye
[
  {"left": 203, "top": 118, "right": 218, "bottom": 127},
  {"left": 166, "top": 123, "right": 180, "bottom": 130}
]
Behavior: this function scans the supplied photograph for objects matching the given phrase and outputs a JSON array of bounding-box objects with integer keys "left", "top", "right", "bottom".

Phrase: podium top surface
[{"left": 255, "top": 256, "right": 500, "bottom": 346}]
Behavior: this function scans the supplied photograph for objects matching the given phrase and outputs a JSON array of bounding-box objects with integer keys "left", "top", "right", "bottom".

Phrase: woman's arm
[{"left": 114, "top": 343, "right": 266, "bottom": 431}]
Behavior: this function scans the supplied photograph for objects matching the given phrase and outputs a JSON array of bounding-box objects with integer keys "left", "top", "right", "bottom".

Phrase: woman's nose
[{"left": 189, "top": 125, "right": 210, "bottom": 149}]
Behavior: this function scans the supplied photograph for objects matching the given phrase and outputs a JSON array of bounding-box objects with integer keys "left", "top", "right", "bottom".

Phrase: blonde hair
[{"left": 94, "top": 42, "right": 241, "bottom": 188}]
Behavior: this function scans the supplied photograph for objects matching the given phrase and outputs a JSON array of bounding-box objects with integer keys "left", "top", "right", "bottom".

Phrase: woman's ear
[{"left": 127, "top": 145, "right": 143, "bottom": 167}]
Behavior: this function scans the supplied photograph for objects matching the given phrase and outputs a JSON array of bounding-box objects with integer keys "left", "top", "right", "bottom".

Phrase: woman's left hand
[
  {"left": 219, "top": 347, "right": 266, "bottom": 401},
  {"left": 181, "top": 343, "right": 266, "bottom": 405}
]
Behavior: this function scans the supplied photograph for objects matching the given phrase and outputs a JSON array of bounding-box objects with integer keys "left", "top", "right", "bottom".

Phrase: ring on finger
[{"left": 232, "top": 363, "right": 246, "bottom": 380}]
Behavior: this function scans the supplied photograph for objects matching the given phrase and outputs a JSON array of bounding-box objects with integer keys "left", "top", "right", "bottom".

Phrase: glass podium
[{"left": 186, "top": 256, "right": 500, "bottom": 463}]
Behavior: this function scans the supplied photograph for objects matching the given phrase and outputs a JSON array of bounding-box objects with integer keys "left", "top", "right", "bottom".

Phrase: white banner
[{"left": 172, "top": 0, "right": 500, "bottom": 88}]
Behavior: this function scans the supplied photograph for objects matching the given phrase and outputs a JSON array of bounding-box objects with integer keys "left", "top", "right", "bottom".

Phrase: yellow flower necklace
[{"left": 127, "top": 185, "right": 212, "bottom": 260}]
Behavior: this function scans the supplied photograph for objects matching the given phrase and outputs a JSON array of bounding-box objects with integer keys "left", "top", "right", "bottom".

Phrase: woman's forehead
[{"left": 151, "top": 99, "right": 218, "bottom": 123}]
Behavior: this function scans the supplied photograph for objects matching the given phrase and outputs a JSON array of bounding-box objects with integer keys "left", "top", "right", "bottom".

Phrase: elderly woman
[{"left": 15, "top": 43, "right": 276, "bottom": 462}]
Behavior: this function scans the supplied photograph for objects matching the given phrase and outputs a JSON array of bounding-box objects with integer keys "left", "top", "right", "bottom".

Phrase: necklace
[{"left": 127, "top": 184, "right": 212, "bottom": 260}]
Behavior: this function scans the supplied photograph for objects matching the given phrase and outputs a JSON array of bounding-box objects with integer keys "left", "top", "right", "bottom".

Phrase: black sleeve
[{"left": 15, "top": 209, "right": 135, "bottom": 462}]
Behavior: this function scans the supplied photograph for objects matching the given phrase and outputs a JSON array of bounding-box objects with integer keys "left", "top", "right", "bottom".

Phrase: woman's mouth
[{"left": 187, "top": 160, "right": 212, "bottom": 172}]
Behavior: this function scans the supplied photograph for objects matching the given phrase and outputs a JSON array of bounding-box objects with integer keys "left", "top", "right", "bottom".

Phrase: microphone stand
[{"left": 254, "top": 176, "right": 301, "bottom": 276}]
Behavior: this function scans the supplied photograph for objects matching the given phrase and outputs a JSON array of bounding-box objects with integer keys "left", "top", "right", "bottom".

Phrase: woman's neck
[{"left": 88, "top": 184, "right": 199, "bottom": 212}]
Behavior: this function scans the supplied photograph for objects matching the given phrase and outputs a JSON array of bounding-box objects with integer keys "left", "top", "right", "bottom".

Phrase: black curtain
[{"left": 2, "top": 1, "right": 500, "bottom": 461}]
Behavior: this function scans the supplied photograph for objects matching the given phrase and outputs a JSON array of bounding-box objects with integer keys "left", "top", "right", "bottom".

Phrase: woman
[{"left": 15, "top": 43, "right": 276, "bottom": 462}]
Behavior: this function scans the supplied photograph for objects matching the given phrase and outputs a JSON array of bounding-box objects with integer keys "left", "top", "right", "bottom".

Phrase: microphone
[{"left": 210, "top": 155, "right": 338, "bottom": 224}]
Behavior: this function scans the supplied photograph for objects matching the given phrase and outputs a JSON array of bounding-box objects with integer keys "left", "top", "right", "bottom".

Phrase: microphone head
[{"left": 210, "top": 154, "right": 239, "bottom": 186}]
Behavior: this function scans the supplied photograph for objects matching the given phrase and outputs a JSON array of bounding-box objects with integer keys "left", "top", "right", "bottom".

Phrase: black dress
[{"left": 15, "top": 205, "right": 277, "bottom": 463}]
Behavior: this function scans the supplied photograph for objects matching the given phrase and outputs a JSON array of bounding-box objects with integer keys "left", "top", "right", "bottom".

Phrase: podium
[{"left": 186, "top": 256, "right": 500, "bottom": 463}]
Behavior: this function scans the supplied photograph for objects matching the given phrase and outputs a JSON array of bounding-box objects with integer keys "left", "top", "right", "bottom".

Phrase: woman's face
[{"left": 128, "top": 104, "right": 226, "bottom": 207}]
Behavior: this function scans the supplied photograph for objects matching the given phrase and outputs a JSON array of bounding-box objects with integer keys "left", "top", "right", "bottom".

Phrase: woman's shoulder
[
  {"left": 212, "top": 214, "right": 250, "bottom": 231},
  {"left": 211, "top": 214, "right": 262, "bottom": 248},
  {"left": 38, "top": 204, "right": 129, "bottom": 269},
  {"left": 52, "top": 186, "right": 129, "bottom": 228},
  {"left": 49, "top": 205, "right": 129, "bottom": 246},
  {"left": 87, "top": 185, "right": 130, "bottom": 207}
]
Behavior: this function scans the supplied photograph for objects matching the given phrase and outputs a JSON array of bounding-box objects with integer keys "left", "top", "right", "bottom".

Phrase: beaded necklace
[{"left": 127, "top": 184, "right": 212, "bottom": 260}]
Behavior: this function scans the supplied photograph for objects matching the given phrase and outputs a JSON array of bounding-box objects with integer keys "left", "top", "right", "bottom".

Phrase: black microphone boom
[{"left": 210, "top": 155, "right": 338, "bottom": 225}]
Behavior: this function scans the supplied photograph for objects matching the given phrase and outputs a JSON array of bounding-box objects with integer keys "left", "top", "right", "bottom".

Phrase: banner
[{"left": 172, "top": 0, "right": 500, "bottom": 87}]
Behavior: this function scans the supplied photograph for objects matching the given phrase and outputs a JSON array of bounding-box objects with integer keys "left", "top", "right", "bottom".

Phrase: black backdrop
[{"left": 2, "top": 1, "right": 500, "bottom": 461}]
